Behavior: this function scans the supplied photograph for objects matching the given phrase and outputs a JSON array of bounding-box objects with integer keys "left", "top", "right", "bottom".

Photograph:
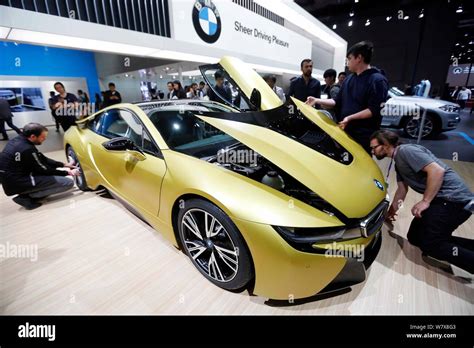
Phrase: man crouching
[{"left": 0, "top": 123, "right": 79, "bottom": 210}]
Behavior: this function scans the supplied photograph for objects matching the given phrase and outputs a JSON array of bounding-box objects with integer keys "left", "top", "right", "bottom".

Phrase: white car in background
[{"left": 381, "top": 87, "right": 461, "bottom": 139}]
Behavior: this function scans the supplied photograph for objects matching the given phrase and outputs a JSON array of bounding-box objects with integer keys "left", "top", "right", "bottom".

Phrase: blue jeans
[{"left": 22, "top": 176, "right": 74, "bottom": 199}]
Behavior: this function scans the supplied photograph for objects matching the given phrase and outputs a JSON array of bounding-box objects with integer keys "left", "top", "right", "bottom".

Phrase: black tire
[
  {"left": 403, "top": 113, "right": 440, "bottom": 139},
  {"left": 177, "top": 198, "right": 253, "bottom": 291},
  {"left": 66, "top": 146, "right": 90, "bottom": 191}
]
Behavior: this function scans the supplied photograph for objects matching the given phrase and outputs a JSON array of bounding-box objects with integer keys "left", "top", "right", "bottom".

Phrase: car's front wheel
[
  {"left": 177, "top": 199, "right": 253, "bottom": 291},
  {"left": 403, "top": 114, "right": 439, "bottom": 139},
  {"left": 66, "top": 146, "right": 90, "bottom": 191}
]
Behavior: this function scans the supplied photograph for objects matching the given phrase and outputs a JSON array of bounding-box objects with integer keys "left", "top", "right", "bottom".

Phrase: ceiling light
[
  {"left": 418, "top": 9, "right": 424, "bottom": 18},
  {"left": 456, "top": 43, "right": 460, "bottom": 46},
  {"left": 7, "top": 29, "right": 158, "bottom": 56},
  {"left": 332, "top": 24, "right": 337, "bottom": 29},
  {"left": 386, "top": 16, "right": 392, "bottom": 21},
  {"left": 348, "top": 20, "right": 353, "bottom": 27},
  {"left": 254, "top": 0, "right": 346, "bottom": 48},
  {"left": 365, "top": 20, "right": 371, "bottom": 26},
  {"left": 456, "top": 6, "right": 463, "bottom": 13},
  {"left": 349, "top": 11, "right": 354, "bottom": 17},
  {"left": 404, "top": 15, "right": 409, "bottom": 20},
  {"left": 355, "top": 0, "right": 359, "bottom": 3}
]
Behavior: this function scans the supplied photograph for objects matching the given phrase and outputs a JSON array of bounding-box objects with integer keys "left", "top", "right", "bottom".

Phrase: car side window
[
  {"left": 87, "top": 112, "right": 104, "bottom": 133},
  {"left": 99, "top": 109, "right": 161, "bottom": 156}
]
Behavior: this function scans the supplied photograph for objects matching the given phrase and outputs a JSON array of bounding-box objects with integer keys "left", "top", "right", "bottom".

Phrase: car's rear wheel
[
  {"left": 403, "top": 114, "right": 439, "bottom": 139},
  {"left": 66, "top": 146, "right": 90, "bottom": 191},
  {"left": 177, "top": 199, "right": 253, "bottom": 291}
]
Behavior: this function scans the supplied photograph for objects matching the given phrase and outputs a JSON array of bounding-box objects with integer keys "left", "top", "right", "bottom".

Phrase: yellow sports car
[{"left": 64, "top": 56, "right": 388, "bottom": 300}]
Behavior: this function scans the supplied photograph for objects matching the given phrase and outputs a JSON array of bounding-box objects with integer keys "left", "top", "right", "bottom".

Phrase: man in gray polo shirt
[{"left": 369, "top": 130, "right": 473, "bottom": 274}]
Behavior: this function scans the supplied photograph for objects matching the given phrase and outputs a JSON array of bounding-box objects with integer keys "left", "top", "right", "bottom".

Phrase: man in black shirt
[
  {"left": 288, "top": 59, "right": 321, "bottom": 103},
  {"left": 208, "top": 71, "right": 232, "bottom": 104},
  {"left": 0, "top": 123, "right": 79, "bottom": 209},
  {"left": 306, "top": 41, "right": 388, "bottom": 154},
  {"left": 50, "top": 82, "right": 79, "bottom": 132},
  {"left": 103, "top": 82, "right": 122, "bottom": 107}
]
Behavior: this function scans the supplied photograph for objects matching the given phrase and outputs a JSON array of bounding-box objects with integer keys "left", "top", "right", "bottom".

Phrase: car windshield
[{"left": 145, "top": 103, "right": 238, "bottom": 158}]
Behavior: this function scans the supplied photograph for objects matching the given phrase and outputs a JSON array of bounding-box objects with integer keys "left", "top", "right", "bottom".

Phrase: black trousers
[
  {"left": 407, "top": 198, "right": 473, "bottom": 273},
  {"left": 51, "top": 111, "right": 60, "bottom": 130},
  {"left": 0, "top": 118, "right": 22, "bottom": 139}
]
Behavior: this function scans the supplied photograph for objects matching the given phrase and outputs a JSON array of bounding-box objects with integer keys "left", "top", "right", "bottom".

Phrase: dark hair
[
  {"left": 23, "top": 123, "right": 48, "bottom": 137},
  {"left": 78, "top": 89, "right": 83, "bottom": 94},
  {"left": 263, "top": 74, "right": 277, "bottom": 83},
  {"left": 199, "top": 81, "right": 205, "bottom": 86},
  {"left": 49, "top": 91, "right": 55, "bottom": 96},
  {"left": 108, "top": 82, "right": 116, "bottom": 87},
  {"left": 323, "top": 69, "right": 337, "bottom": 79},
  {"left": 370, "top": 130, "right": 401, "bottom": 147},
  {"left": 191, "top": 82, "right": 198, "bottom": 87},
  {"left": 300, "top": 59, "right": 312, "bottom": 69},
  {"left": 338, "top": 72, "right": 347, "bottom": 78},
  {"left": 167, "top": 81, "right": 173, "bottom": 85},
  {"left": 54, "top": 82, "right": 65, "bottom": 89},
  {"left": 347, "top": 41, "right": 374, "bottom": 64},
  {"left": 214, "top": 70, "right": 224, "bottom": 79}
]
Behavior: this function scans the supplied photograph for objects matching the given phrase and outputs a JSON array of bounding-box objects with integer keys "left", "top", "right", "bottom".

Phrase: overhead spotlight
[
  {"left": 365, "top": 19, "right": 371, "bottom": 26},
  {"left": 349, "top": 11, "right": 354, "bottom": 17},
  {"left": 404, "top": 15, "right": 409, "bottom": 20},
  {"left": 470, "top": 41, "right": 474, "bottom": 45},
  {"left": 386, "top": 16, "right": 392, "bottom": 21},
  {"left": 465, "top": 33, "right": 468, "bottom": 36},
  {"left": 455, "top": 43, "right": 460, "bottom": 46},
  {"left": 355, "top": 0, "right": 359, "bottom": 3},
  {"left": 418, "top": 9, "right": 424, "bottom": 18},
  {"left": 332, "top": 24, "right": 337, "bottom": 29},
  {"left": 456, "top": 5, "right": 463, "bottom": 13},
  {"left": 125, "top": 74, "right": 129, "bottom": 77},
  {"left": 348, "top": 20, "right": 353, "bottom": 27}
]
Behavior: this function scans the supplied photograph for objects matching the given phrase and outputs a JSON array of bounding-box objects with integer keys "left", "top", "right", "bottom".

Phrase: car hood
[
  {"left": 195, "top": 98, "right": 387, "bottom": 219},
  {"left": 387, "top": 95, "right": 459, "bottom": 108}
]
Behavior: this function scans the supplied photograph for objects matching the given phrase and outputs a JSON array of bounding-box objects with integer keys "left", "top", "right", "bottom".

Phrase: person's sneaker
[
  {"left": 451, "top": 264, "right": 474, "bottom": 281},
  {"left": 12, "top": 195, "right": 42, "bottom": 210}
]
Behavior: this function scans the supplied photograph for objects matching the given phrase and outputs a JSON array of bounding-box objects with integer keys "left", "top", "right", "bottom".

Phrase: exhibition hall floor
[
  {"left": 1, "top": 151, "right": 472, "bottom": 315},
  {"left": 1, "top": 119, "right": 473, "bottom": 315}
]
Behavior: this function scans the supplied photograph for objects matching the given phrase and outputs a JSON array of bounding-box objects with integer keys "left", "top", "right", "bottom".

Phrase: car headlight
[
  {"left": 439, "top": 105, "right": 459, "bottom": 113},
  {"left": 273, "top": 225, "right": 362, "bottom": 246}
]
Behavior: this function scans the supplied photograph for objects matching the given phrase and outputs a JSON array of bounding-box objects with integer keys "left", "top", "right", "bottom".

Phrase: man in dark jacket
[
  {"left": 306, "top": 41, "right": 389, "bottom": 154},
  {"left": 288, "top": 59, "right": 321, "bottom": 103},
  {"left": 0, "top": 98, "right": 22, "bottom": 140},
  {"left": 0, "top": 123, "right": 79, "bottom": 209}
]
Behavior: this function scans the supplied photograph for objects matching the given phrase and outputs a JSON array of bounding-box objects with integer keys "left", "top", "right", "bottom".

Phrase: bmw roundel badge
[
  {"left": 192, "top": 0, "right": 222, "bottom": 44},
  {"left": 374, "top": 179, "right": 384, "bottom": 191}
]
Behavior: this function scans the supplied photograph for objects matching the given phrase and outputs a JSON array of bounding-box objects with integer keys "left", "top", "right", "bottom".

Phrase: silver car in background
[{"left": 381, "top": 87, "right": 461, "bottom": 139}]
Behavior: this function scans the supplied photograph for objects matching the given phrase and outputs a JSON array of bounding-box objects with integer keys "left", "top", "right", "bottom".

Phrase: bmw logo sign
[
  {"left": 192, "top": 0, "right": 222, "bottom": 44},
  {"left": 374, "top": 179, "right": 384, "bottom": 191}
]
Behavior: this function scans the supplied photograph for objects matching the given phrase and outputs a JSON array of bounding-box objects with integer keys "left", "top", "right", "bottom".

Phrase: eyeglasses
[{"left": 370, "top": 144, "right": 383, "bottom": 152}]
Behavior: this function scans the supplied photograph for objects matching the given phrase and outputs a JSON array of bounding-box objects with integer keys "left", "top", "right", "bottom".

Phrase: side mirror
[
  {"left": 250, "top": 88, "right": 261, "bottom": 110},
  {"left": 102, "top": 137, "right": 136, "bottom": 151}
]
